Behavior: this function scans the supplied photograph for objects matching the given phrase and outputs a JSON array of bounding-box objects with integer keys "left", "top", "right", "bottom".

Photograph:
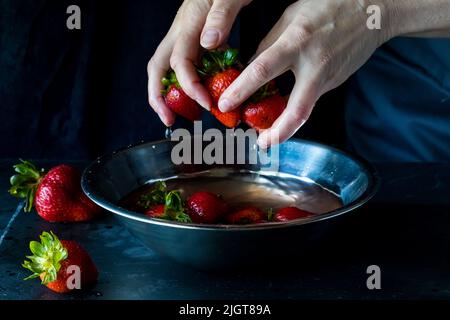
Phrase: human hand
[
  {"left": 147, "top": 0, "right": 251, "bottom": 126},
  {"left": 218, "top": 0, "right": 394, "bottom": 148}
]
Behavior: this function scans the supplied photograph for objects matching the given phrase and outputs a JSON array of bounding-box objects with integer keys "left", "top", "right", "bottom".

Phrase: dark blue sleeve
[{"left": 345, "top": 38, "right": 450, "bottom": 162}]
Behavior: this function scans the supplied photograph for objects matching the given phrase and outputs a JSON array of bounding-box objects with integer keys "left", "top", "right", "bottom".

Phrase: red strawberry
[
  {"left": 144, "top": 204, "right": 166, "bottom": 218},
  {"left": 201, "top": 49, "right": 242, "bottom": 128},
  {"left": 22, "top": 231, "right": 98, "bottom": 293},
  {"left": 9, "top": 160, "right": 102, "bottom": 222},
  {"left": 243, "top": 94, "right": 287, "bottom": 131},
  {"left": 162, "top": 71, "right": 202, "bottom": 122},
  {"left": 226, "top": 206, "right": 267, "bottom": 225},
  {"left": 206, "top": 68, "right": 242, "bottom": 128},
  {"left": 273, "top": 207, "right": 314, "bottom": 222},
  {"left": 186, "top": 191, "right": 229, "bottom": 224}
]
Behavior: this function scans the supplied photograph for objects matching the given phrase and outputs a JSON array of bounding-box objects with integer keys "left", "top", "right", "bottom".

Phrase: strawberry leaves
[
  {"left": 138, "top": 181, "right": 167, "bottom": 209},
  {"left": 9, "top": 160, "right": 45, "bottom": 212},
  {"left": 22, "top": 231, "right": 68, "bottom": 284},
  {"left": 138, "top": 181, "right": 192, "bottom": 223},
  {"left": 199, "top": 48, "right": 240, "bottom": 76},
  {"left": 267, "top": 208, "right": 275, "bottom": 222},
  {"left": 164, "top": 190, "right": 192, "bottom": 223},
  {"left": 161, "top": 70, "right": 180, "bottom": 95}
]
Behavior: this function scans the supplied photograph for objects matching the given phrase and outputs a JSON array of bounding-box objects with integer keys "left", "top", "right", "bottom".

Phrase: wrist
[
  {"left": 382, "top": 0, "right": 450, "bottom": 38},
  {"left": 379, "top": 0, "right": 405, "bottom": 39}
]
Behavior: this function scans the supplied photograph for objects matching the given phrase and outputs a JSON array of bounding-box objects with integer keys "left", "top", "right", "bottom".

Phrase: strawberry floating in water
[
  {"left": 186, "top": 191, "right": 230, "bottom": 224},
  {"left": 273, "top": 207, "right": 314, "bottom": 222},
  {"left": 226, "top": 206, "right": 267, "bottom": 225}
]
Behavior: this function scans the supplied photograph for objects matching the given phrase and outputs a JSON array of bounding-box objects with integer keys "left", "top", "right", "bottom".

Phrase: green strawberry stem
[
  {"left": 138, "top": 181, "right": 167, "bottom": 209},
  {"left": 164, "top": 190, "right": 192, "bottom": 223},
  {"left": 161, "top": 70, "right": 180, "bottom": 95},
  {"left": 138, "top": 181, "right": 192, "bottom": 223},
  {"left": 198, "top": 47, "right": 278, "bottom": 103},
  {"left": 22, "top": 231, "right": 68, "bottom": 284},
  {"left": 267, "top": 208, "right": 275, "bottom": 221},
  {"left": 200, "top": 48, "right": 239, "bottom": 76},
  {"left": 9, "top": 160, "right": 45, "bottom": 212},
  {"left": 162, "top": 48, "right": 240, "bottom": 91}
]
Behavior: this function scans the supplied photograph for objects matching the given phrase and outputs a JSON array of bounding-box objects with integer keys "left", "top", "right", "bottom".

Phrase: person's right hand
[{"left": 147, "top": 0, "right": 251, "bottom": 126}]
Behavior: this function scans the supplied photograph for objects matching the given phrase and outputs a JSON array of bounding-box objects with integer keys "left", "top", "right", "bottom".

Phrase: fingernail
[
  {"left": 201, "top": 29, "right": 219, "bottom": 48},
  {"left": 198, "top": 98, "right": 211, "bottom": 111},
  {"left": 218, "top": 98, "right": 232, "bottom": 112}
]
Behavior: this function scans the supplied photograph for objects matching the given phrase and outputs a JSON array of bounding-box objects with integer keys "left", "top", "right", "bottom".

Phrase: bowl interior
[{"left": 82, "top": 138, "right": 377, "bottom": 227}]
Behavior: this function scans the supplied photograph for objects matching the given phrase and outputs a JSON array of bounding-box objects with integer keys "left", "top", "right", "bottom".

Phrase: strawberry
[
  {"left": 144, "top": 204, "right": 166, "bottom": 218},
  {"left": 9, "top": 160, "right": 102, "bottom": 222},
  {"left": 186, "top": 191, "right": 229, "bottom": 224},
  {"left": 22, "top": 231, "right": 98, "bottom": 293},
  {"left": 201, "top": 49, "right": 242, "bottom": 128},
  {"left": 162, "top": 70, "right": 202, "bottom": 122},
  {"left": 273, "top": 207, "right": 314, "bottom": 222},
  {"left": 243, "top": 87, "right": 287, "bottom": 131},
  {"left": 140, "top": 182, "right": 192, "bottom": 223},
  {"left": 226, "top": 206, "right": 267, "bottom": 225}
]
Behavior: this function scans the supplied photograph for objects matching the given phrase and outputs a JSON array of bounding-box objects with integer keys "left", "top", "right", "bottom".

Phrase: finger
[
  {"left": 218, "top": 42, "right": 291, "bottom": 112},
  {"left": 200, "top": 0, "right": 248, "bottom": 49},
  {"left": 147, "top": 42, "right": 176, "bottom": 126},
  {"left": 170, "top": 14, "right": 211, "bottom": 110},
  {"left": 170, "top": 40, "right": 212, "bottom": 110},
  {"left": 257, "top": 78, "right": 318, "bottom": 149}
]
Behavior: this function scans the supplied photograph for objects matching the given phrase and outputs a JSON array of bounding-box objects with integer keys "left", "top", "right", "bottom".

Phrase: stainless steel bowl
[{"left": 82, "top": 138, "right": 378, "bottom": 270}]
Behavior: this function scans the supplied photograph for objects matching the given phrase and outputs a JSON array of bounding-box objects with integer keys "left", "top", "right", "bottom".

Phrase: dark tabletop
[{"left": 1, "top": 159, "right": 450, "bottom": 300}]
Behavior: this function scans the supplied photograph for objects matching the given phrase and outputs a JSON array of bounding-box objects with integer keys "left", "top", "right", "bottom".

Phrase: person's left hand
[{"left": 217, "top": 0, "right": 395, "bottom": 148}]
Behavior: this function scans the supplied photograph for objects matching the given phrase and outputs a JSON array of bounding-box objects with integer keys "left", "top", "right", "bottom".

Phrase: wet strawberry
[
  {"left": 162, "top": 70, "right": 202, "bottom": 122},
  {"left": 243, "top": 94, "right": 286, "bottom": 131},
  {"left": 201, "top": 49, "right": 242, "bottom": 128},
  {"left": 273, "top": 207, "right": 314, "bottom": 222},
  {"left": 186, "top": 191, "right": 229, "bottom": 224},
  {"left": 22, "top": 231, "right": 98, "bottom": 293},
  {"left": 226, "top": 206, "right": 267, "bottom": 224},
  {"left": 9, "top": 160, "right": 102, "bottom": 222}
]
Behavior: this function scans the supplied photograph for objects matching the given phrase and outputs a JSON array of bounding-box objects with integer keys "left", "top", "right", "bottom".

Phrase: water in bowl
[{"left": 120, "top": 168, "right": 342, "bottom": 215}]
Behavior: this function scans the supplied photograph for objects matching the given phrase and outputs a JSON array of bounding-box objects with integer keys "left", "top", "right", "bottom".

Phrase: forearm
[{"left": 388, "top": 0, "right": 450, "bottom": 37}]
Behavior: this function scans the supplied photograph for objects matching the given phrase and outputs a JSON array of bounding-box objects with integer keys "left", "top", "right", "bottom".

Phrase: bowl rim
[{"left": 81, "top": 138, "right": 380, "bottom": 231}]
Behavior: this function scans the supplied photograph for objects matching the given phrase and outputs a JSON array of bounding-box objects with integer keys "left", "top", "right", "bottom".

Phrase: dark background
[{"left": 0, "top": 0, "right": 346, "bottom": 160}]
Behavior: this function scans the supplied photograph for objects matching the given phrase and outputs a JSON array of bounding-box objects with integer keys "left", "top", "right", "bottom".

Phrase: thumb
[{"left": 200, "top": 0, "right": 249, "bottom": 49}]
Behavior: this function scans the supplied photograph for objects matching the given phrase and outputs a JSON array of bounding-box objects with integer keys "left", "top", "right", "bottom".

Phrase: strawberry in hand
[
  {"left": 22, "top": 231, "right": 98, "bottom": 293},
  {"left": 243, "top": 82, "right": 287, "bottom": 132},
  {"left": 201, "top": 48, "right": 242, "bottom": 128},
  {"left": 9, "top": 160, "right": 102, "bottom": 222},
  {"left": 162, "top": 70, "right": 202, "bottom": 122}
]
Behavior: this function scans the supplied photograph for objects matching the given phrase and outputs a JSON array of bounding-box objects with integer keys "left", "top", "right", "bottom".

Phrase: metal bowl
[{"left": 82, "top": 138, "right": 378, "bottom": 270}]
